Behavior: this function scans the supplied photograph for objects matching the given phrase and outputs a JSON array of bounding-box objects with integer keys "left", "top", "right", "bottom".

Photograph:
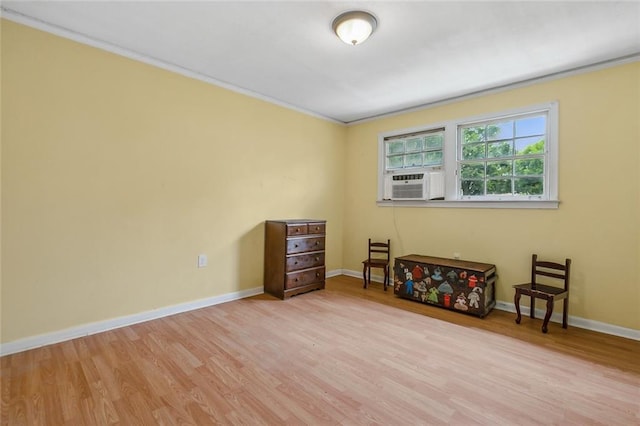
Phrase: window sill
[{"left": 376, "top": 199, "right": 560, "bottom": 209}]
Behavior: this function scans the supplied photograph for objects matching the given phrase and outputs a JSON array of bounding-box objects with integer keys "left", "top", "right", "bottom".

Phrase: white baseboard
[
  {"left": 3, "top": 269, "right": 637, "bottom": 356},
  {"left": 1, "top": 269, "right": 347, "bottom": 357},
  {"left": 342, "top": 269, "right": 361, "bottom": 279},
  {"left": 0, "top": 286, "right": 264, "bottom": 357},
  {"left": 494, "top": 301, "right": 640, "bottom": 340},
  {"left": 326, "top": 269, "right": 344, "bottom": 278},
  {"left": 341, "top": 269, "right": 640, "bottom": 341}
]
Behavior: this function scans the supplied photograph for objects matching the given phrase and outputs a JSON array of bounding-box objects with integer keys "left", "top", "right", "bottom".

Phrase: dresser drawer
[
  {"left": 285, "top": 267, "right": 325, "bottom": 290},
  {"left": 286, "top": 252, "right": 325, "bottom": 272},
  {"left": 308, "top": 222, "right": 325, "bottom": 235},
  {"left": 286, "top": 224, "right": 308, "bottom": 236},
  {"left": 286, "top": 237, "right": 325, "bottom": 254}
]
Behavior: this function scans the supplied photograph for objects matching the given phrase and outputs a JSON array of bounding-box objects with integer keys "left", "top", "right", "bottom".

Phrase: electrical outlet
[
  {"left": 197, "top": 254, "right": 207, "bottom": 268},
  {"left": 453, "top": 252, "right": 461, "bottom": 259}
]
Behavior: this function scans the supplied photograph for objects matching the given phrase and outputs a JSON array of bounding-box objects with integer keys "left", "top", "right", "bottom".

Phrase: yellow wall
[
  {"left": 2, "top": 19, "right": 639, "bottom": 345},
  {"left": 1, "top": 21, "right": 346, "bottom": 343},
  {"left": 0, "top": 19, "right": 4, "bottom": 333},
  {"left": 344, "top": 62, "right": 640, "bottom": 330}
]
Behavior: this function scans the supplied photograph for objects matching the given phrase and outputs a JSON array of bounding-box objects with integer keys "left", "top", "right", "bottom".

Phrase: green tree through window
[{"left": 459, "top": 115, "right": 546, "bottom": 198}]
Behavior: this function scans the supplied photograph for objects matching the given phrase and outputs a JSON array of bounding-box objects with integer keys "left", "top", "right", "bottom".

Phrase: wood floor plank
[{"left": 2, "top": 275, "right": 639, "bottom": 424}]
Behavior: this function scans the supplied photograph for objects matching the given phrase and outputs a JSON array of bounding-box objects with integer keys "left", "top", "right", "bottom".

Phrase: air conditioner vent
[
  {"left": 383, "top": 171, "right": 445, "bottom": 201},
  {"left": 391, "top": 173, "right": 426, "bottom": 200}
]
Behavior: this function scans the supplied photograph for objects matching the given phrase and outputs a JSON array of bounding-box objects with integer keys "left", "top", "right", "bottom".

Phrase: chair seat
[
  {"left": 513, "top": 283, "right": 568, "bottom": 298},
  {"left": 363, "top": 259, "right": 389, "bottom": 267}
]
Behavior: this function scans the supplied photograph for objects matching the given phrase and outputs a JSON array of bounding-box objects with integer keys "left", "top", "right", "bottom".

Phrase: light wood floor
[
  {"left": 328, "top": 276, "right": 640, "bottom": 375},
  {"left": 2, "top": 275, "right": 639, "bottom": 425}
]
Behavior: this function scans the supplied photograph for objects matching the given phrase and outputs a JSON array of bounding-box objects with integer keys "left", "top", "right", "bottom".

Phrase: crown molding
[
  {"left": 0, "top": 9, "right": 345, "bottom": 125},
  {"left": 2, "top": 10, "right": 637, "bottom": 127},
  {"left": 346, "top": 53, "right": 640, "bottom": 125}
]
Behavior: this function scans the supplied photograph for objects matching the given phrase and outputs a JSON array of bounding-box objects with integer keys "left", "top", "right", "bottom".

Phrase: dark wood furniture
[
  {"left": 362, "top": 239, "right": 390, "bottom": 290},
  {"left": 513, "top": 254, "right": 571, "bottom": 333},
  {"left": 393, "top": 255, "right": 496, "bottom": 317},
  {"left": 264, "top": 220, "right": 326, "bottom": 299}
]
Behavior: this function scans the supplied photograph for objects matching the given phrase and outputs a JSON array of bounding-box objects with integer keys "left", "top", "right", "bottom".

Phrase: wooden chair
[
  {"left": 513, "top": 254, "right": 571, "bottom": 333},
  {"left": 362, "top": 239, "right": 390, "bottom": 291}
]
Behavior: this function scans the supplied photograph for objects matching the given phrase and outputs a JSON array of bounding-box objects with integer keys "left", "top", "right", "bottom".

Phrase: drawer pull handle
[
  {"left": 316, "top": 272, "right": 320, "bottom": 277},
  {"left": 294, "top": 261, "right": 298, "bottom": 265},
  {"left": 295, "top": 278, "right": 299, "bottom": 282},
  {"left": 295, "top": 244, "right": 299, "bottom": 248},
  {"left": 315, "top": 241, "right": 319, "bottom": 245},
  {"left": 315, "top": 257, "right": 319, "bottom": 261},
  {"left": 296, "top": 228, "right": 300, "bottom": 232}
]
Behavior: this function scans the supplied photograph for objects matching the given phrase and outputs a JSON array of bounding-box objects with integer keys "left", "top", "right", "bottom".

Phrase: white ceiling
[{"left": 3, "top": 1, "right": 640, "bottom": 124}]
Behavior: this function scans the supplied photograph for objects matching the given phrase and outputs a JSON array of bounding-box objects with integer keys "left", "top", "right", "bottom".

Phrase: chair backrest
[
  {"left": 531, "top": 253, "right": 571, "bottom": 291},
  {"left": 368, "top": 239, "right": 390, "bottom": 263}
]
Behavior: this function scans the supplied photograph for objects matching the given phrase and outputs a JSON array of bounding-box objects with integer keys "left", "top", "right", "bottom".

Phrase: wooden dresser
[{"left": 264, "top": 219, "right": 326, "bottom": 299}]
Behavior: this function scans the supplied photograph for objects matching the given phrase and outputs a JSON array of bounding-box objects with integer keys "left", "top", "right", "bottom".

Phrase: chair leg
[
  {"left": 514, "top": 290, "right": 522, "bottom": 324},
  {"left": 362, "top": 264, "right": 368, "bottom": 289},
  {"left": 542, "top": 298, "right": 554, "bottom": 333},
  {"left": 383, "top": 266, "right": 388, "bottom": 291},
  {"left": 562, "top": 298, "right": 569, "bottom": 329},
  {"left": 530, "top": 296, "right": 536, "bottom": 319}
]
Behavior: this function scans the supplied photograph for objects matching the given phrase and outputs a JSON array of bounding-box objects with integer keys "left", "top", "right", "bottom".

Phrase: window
[
  {"left": 385, "top": 128, "right": 445, "bottom": 170},
  {"left": 459, "top": 113, "right": 547, "bottom": 199},
  {"left": 378, "top": 102, "right": 558, "bottom": 208}
]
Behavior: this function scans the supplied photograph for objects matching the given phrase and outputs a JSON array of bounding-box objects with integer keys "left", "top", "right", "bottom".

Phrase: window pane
[
  {"left": 405, "top": 153, "right": 423, "bottom": 167},
  {"left": 487, "top": 121, "right": 514, "bottom": 141},
  {"left": 462, "top": 126, "right": 485, "bottom": 144},
  {"left": 516, "top": 116, "right": 545, "bottom": 137},
  {"left": 487, "top": 179, "right": 512, "bottom": 194},
  {"left": 424, "top": 150, "right": 443, "bottom": 166},
  {"left": 387, "top": 140, "right": 405, "bottom": 155},
  {"left": 487, "top": 141, "right": 513, "bottom": 158},
  {"left": 486, "top": 160, "right": 512, "bottom": 177},
  {"left": 515, "top": 177, "right": 544, "bottom": 195},
  {"left": 461, "top": 180, "right": 484, "bottom": 196},
  {"left": 406, "top": 137, "right": 423, "bottom": 152},
  {"left": 462, "top": 143, "right": 486, "bottom": 160},
  {"left": 515, "top": 137, "right": 544, "bottom": 155},
  {"left": 515, "top": 158, "right": 544, "bottom": 176},
  {"left": 460, "top": 162, "right": 485, "bottom": 179},
  {"left": 425, "top": 133, "right": 443, "bottom": 149},
  {"left": 484, "top": 124, "right": 501, "bottom": 141},
  {"left": 387, "top": 155, "right": 404, "bottom": 169}
]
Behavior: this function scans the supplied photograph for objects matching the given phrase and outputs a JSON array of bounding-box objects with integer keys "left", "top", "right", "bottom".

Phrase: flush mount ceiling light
[{"left": 332, "top": 10, "right": 377, "bottom": 46}]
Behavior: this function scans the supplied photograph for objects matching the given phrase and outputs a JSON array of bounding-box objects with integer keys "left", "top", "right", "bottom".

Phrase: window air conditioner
[
  {"left": 384, "top": 171, "right": 445, "bottom": 201},
  {"left": 390, "top": 173, "right": 427, "bottom": 200}
]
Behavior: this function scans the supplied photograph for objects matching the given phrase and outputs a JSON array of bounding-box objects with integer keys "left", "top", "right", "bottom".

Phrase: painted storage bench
[{"left": 393, "top": 254, "right": 496, "bottom": 317}]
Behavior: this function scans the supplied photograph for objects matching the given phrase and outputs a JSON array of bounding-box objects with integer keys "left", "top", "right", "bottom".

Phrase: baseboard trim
[
  {"left": 4, "top": 269, "right": 637, "bottom": 356},
  {"left": 341, "top": 269, "right": 640, "bottom": 341},
  {"left": 494, "top": 301, "right": 640, "bottom": 341},
  {"left": 0, "top": 286, "right": 264, "bottom": 357},
  {"left": 326, "top": 269, "right": 344, "bottom": 279},
  {"left": 1, "top": 269, "right": 347, "bottom": 357}
]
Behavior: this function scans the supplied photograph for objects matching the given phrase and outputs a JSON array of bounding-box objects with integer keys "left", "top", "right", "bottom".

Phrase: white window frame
[
  {"left": 377, "top": 102, "right": 559, "bottom": 209},
  {"left": 383, "top": 127, "right": 445, "bottom": 171}
]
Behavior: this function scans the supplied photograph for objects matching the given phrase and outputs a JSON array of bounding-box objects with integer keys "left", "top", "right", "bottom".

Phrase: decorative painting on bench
[{"left": 393, "top": 255, "right": 497, "bottom": 317}]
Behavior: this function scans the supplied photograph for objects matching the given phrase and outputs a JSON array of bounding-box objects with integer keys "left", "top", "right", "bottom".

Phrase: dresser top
[{"left": 266, "top": 219, "right": 326, "bottom": 224}]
